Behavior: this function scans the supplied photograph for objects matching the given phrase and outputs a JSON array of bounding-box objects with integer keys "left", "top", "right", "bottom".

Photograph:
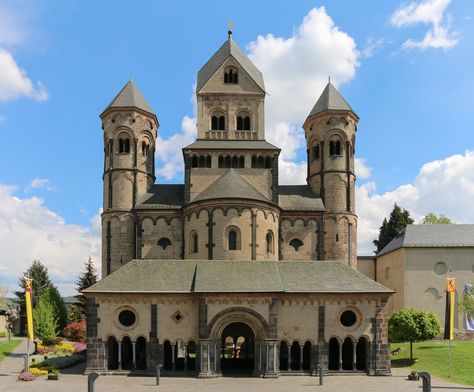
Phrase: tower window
[
  {"left": 313, "top": 144, "right": 320, "bottom": 160},
  {"left": 227, "top": 227, "right": 241, "bottom": 250},
  {"left": 118, "top": 137, "right": 130, "bottom": 153},
  {"left": 141, "top": 141, "right": 149, "bottom": 157},
  {"left": 289, "top": 238, "right": 303, "bottom": 251},
  {"left": 266, "top": 231, "right": 274, "bottom": 254},
  {"left": 237, "top": 115, "right": 251, "bottom": 131},
  {"left": 157, "top": 237, "right": 172, "bottom": 250},
  {"left": 329, "top": 140, "right": 341, "bottom": 156},
  {"left": 191, "top": 155, "right": 198, "bottom": 168},
  {"left": 211, "top": 114, "right": 226, "bottom": 130},
  {"left": 191, "top": 232, "right": 198, "bottom": 254},
  {"left": 224, "top": 67, "right": 238, "bottom": 84}
]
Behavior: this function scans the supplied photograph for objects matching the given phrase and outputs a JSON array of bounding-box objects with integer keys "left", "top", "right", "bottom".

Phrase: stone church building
[{"left": 84, "top": 34, "right": 392, "bottom": 377}]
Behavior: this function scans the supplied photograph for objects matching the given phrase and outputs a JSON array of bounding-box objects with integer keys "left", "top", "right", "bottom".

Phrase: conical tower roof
[
  {"left": 102, "top": 80, "right": 154, "bottom": 117},
  {"left": 307, "top": 82, "right": 357, "bottom": 118},
  {"left": 196, "top": 36, "right": 265, "bottom": 92}
]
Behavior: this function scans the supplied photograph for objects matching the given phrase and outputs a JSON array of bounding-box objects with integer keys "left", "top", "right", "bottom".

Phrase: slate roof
[
  {"left": 84, "top": 260, "right": 392, "bottom": 294},
  {"left": 308, "top": 82, "right": 356, "bottom": 118},
  {"left": 278, "top": 185, "right": 324, "bottom": 211},
  {"left": 377, "top": 224, "right": 474, "bottom": 257},
  {"left": 183, "top": 140, "right": 280, "bottom": 151},
  {"left": 135, "top": 185, "right": 184, "bottom": 209},
  {"left": 193, "top": 169, "right": 269, "bottom": 203},
  {"left": 196, "top": 37, "right": 265, "bottom": 92},
  {"left": 102, "top": 80, "right": 154, "bottom": 116}
]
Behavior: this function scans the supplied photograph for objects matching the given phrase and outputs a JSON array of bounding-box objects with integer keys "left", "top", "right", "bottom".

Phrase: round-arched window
[
  {"left": 340, "top": 310, "right": 357, "bottom": 327},
  {"left": 118, "top": 310, "right": 136, "bottom": 327}
]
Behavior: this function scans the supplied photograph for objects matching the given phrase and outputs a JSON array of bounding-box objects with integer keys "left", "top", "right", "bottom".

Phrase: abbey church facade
[{"left": 84, "top": 34, "right": 392, "bottom": 377}]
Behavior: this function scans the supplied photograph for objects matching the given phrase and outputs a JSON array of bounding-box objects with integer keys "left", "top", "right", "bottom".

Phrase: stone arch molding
[{"left": 207, "top": 307, "right": 270, "bottom": 340}]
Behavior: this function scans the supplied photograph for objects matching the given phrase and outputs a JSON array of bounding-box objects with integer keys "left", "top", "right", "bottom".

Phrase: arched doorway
[
  {"left": 302, "top": 341, "right": 312, "bottom": 371},
  {"left": 328, "top": 338, "right": 339, "bottom": 371},
  {"left": 107, "top": 336, "right": 118, "bottom": 370},
  {"left": 279, "top": 341, "right": 289, "bottom": 371},
  {"left": 163, "top": 340, "right": 172, "bottom": 370},
  {"left": 290, "top": 342, "right": 301, "bottom": 370},
  {"left": 356, "top": 337, "right": 368, "bottom": 371},
  {"left": 220, "top": 322, "right": 255, "bottom": 374},
  {"left": 187, "top": 341, "right": 196, "bottom": 371},
  {"left": 121, "top": 337, "right": 133, "bottom": 370},
  {"left": 342, "top": 337, "right": 353, "bottom": 370},
  {"left": 135, "top": 337, "right": 146, "bottom": 370}
]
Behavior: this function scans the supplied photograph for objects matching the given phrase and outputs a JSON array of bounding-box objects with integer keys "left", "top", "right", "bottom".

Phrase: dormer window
[{"left": 224, "top": 67, "right": 238, "bottom": 84}]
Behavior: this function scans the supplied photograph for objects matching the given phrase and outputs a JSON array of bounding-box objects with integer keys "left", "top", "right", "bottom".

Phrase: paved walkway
[
  {"left": 1, "top": 367, "right": 473, "bottom": 392},
  {"left": 0, "top": 337, "right": 31, "bottom": 388}
]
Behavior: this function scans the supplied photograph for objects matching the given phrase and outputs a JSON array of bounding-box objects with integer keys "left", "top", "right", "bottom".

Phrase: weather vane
[{"left": 228, "top": 22, "right": 235, "bottom": 39}]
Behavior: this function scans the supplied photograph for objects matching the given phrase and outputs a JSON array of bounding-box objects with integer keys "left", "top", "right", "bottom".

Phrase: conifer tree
[
  {"left": 42, "top": 285, "right": 68, "bottom": 332},
  {"left": 75, "top": 257, "right": 98, "bottom": 316},
  {"left": 14, "top": 260, "right": 52, "bottom": 309},
  {"left": 373, "top": 204, "right": 414, "bottom": 253},
  {"left": 33, "top": 293, "right": 58, "bottom": 342}
]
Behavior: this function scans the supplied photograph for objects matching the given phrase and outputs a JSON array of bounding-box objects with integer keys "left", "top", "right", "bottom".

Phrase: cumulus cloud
[
  {"left": 356, "top": 150, "right": 474, "bottom": 254},
  {"left": 390, "top": 0, "right": 458, "bottom": 50},
  {"left": 355, "top": 158, "right": 373, "bottom": 180},
  {"left": 0, "top": 184, "right": 101, "bottom": 295}
]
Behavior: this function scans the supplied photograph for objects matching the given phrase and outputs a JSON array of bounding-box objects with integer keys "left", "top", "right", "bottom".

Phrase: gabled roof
[
  {"left": 377, "top": 224, "right": 474, "bottom": 257},
  {"left": 102, "top": 80, "right": 155, "bottom": 116},
  {"left": 196, "top": 37, "right": 265, "bottom": 92},
  {"left": 278, "top": 185, "right": 324, "bottom": 211},
  {"left": 84, "top": 260, "right": 393, "bottom": 294},
  {"left": 307, "top": 82, "right": 356, "bottom": 118},
  {"left": 193, "top": 169, "right": 270, "bottom": 203},
  {"left": 135, "top": 185, "right": 184, "bottom": 210}
]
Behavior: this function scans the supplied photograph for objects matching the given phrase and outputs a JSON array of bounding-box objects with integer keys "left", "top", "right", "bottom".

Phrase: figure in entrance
[{"left": 220, "top": 322, "right": 255, "bottom": 374}]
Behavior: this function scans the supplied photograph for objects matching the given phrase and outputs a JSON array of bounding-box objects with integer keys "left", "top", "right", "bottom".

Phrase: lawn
[
  {"left": 391, "top": 341, "right": 474, "bottom": 386},
  {"left": 0, "top": 339, "right": 22, "bottom": 363}
]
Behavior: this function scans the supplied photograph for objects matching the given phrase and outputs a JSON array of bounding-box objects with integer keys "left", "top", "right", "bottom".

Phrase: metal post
[
  {"left": 156, "top": 365, "right": 161, "bottom": 386},
  {"left": 319, "top": 365, "right": 323, "bottom": 386},
  {"left": 448, "top": 339, "right": 452, "bottom": 377},
  {"left": 26, "top": 338, "right": 29, "bottom": 373},
  {"left": 23, "top": 354, "right": 28, "bottom": 373},
  {"left": 88, "top": 372, "right": 100, "bottom": 392},
  {"left": 419, "top": 371, "right": 431, "bottom": 392}
]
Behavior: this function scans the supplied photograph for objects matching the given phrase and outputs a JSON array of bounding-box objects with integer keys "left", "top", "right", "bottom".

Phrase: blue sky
[{"left": 1, "top": 0, "right": 473, "bottom": 294}]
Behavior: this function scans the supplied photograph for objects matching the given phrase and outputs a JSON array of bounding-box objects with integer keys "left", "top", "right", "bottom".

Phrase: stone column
[
  {"left": 118, "top": 341, "right": 122, "bottom": 371},
  {"left": 338, "top": 342, "right": 342, "bottom": 371},
  {"left": 85, "top": 297, "right": 106, "bottom": 373},
  {"left": 369, "top": 298, "right": 391, "bottom": 375},
  {"left": 353, "top": 339, "right": 357, "bottom": 370},
  {"left": 287, "top": 343, "right": 292, "bottom": 371},
  {"left": 132, "top": 341, "right": 136, "bottom": 369},
  {"left": 317, "top": 304, "right": 327, "bottom": 370},
  {"left": 300, "top": 344, "right": 304, "bottom": 371},
  {"left": 171, "top": 345, "right": 175, "bottom": 371},
  {"left": 198, "top": 340, "right": 219, "bottom": 378},
  {"left": 184, "top": 345, "right": 188, "bottom": 371},
  {"left": 261, "top": 340, "right": 279, "bottom": 378}
]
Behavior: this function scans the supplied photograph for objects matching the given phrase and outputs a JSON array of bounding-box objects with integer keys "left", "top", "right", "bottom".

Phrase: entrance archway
[
  {"left": 220, "top": 322, "right": 255, "bottom": 374},
  {"left": 342, "top": 337, "right": 353, "bottom": 370},
  {"left": 356, "top": 337, "right": 368, "bottom": 371},
  {"left": 107, "top": 336, "right": 118, "bottom": 370},
  {"left": 136, "top": 337, "right": 146, "bottom": 370},
  {"left": 328, "top": 338, "right": 339, "bottom": 371}
]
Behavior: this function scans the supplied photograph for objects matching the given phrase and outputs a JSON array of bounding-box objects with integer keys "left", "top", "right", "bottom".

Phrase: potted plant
[
  {"left": 47, "top": 368, "right": 60, "bottom": 381},
  {"left": 408, "top": 370, "right": 419, "bottom": 381}
]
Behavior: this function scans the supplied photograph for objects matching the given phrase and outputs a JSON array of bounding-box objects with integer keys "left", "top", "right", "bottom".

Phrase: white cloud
[
  {"left": 0, "top": 2, "right": 28, "bottom": 46},
  {"left": 0, "top": 49, "right": 49, "bottom": 102},
  {"left": 390, "top": 0, "right": 458, "bottom": 50},
  {"left": 355, "top": 158, "right": 373, "bottom": 180},
  {"left": 361, "top": 36, "right": 386, "bottom": 58},
  {"left": 357, "top": 150, "right": 474, "bottom": 254},
  {"left": 29, "top": 178, "right": 58, "bottom": 192},
  {"left": 0, "top": 184, "right": 101, "bottom": 295}
]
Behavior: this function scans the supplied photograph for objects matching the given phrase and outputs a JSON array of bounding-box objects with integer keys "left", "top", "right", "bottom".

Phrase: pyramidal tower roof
[
  {"left": 308, "top": 82, "right": 357, "bottom": 118},
  {"left": 196, "top": 35, "right": 265, "bottom": 92},
  {"left": 102, "top": 80, "right": 155, "bottom": 116}
]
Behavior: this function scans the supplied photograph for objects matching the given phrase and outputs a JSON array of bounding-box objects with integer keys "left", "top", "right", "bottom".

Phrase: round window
[
  {"left": 340, "top": 310, "right": 357, "bottom": 327},
  {"left": 118, "top": 310, "right": 136, "bottom": 327},
  {"left": 434, "top": 262, "right": 448, "bottom": 276}
]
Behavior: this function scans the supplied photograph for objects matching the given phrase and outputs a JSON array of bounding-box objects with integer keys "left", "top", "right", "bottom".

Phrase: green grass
[
  {"left": 391, "top": 341, "right": 474, "bottom": 386},
  {"left": 0, "top": 339, "right": 22, "bottom": 363}
]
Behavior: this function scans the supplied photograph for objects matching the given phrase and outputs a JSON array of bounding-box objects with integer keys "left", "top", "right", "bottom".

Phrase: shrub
[
  {"left": 30, "top": 368, "right": 48, "bottom": 376},
  {"left": 18, "top": 372, "right": 36, "bottom": 381},
  {"left": 33, "top": 294, "right": 58, "bottom": 341},
  {"left": 42, "top": 337, "right": 63, "bottom": 346},
  {"left": 0, "top": 331, "right": 7, "bottom": 337},
  {"left": 54, "top": 341, "right": 75, "bottom": 354},
  {"left": 74, "top": 342, "right": 87, "bottom": 353},
  {"left": 62, "top": 321, "right": 86, "bottom": 343}
]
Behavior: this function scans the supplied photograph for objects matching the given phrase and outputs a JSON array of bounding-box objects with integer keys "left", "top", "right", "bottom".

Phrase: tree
[
  {"left": 14, "top": 260, "right": 52, "bottom": 309},
  {"left": 33, "top": 293, "right": 58, "bottom": 342},
  {"left": 0, "top": 285, "right": 7, "bottom": 309},
  {"left": 388, "top": 308, "right": 441, "bottom": 360},
  {"left": 42, "top": 285, "right": 68, "bottom": 332},
  {"left": 460, "top": 284, "right": 474, "bottom": 318},
  {"left": 421, "top": 212, "right": 452, "bottom": 224},
  {"left": 75, "top": 257, "right": 98, "bottom": 317},
  {"left": 5, "top": 305, "right": 19, "bottom": 341},
  {"left": 373, "top": 204, "right": 414, "bottom": 253}
]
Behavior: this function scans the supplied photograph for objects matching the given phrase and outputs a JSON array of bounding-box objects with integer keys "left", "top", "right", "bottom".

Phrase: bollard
[
  {"left": 318, "top": 365, "right": 323, "bottom": 386},
  {"left": 23, "top": 355, "right": 28, "bottom": 373},
  {"left": 88, "top": 372, "right": 100, "bottom": 392},
  {"left": 156, "top": 365, "right": 161, "bottom": 386},
  {"left": 419, "top": 371, "right": 431, "bottom": 392}
]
